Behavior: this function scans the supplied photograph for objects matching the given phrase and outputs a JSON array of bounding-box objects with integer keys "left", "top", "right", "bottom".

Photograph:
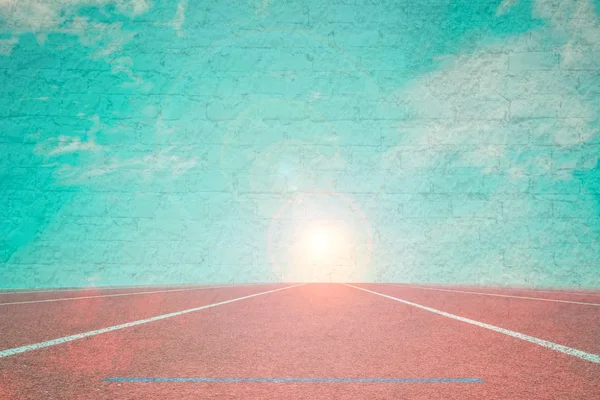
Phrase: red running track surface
[{"left": 0, "top": 283, "right": 598, "bottom": 399}]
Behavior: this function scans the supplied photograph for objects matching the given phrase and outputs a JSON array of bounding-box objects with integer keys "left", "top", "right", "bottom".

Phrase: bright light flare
[
  {"left": 308, "top": 225, "right": 332, "bottom": 256},
  {"left": 297, "top": 222, "right": 348, "bottom": 268},
  {"left": 268, "top": 190, "right": 374, "bottom": 282}
]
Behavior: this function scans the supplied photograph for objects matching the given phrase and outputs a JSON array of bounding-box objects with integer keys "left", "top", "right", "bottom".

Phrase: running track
[{"left": 0, "top": 283, "right": 598, "bottom": 399}]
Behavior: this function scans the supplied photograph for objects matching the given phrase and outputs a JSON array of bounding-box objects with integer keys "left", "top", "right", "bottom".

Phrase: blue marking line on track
[{"left": 103, "top": 377, "right": 484, "bottom": 383}]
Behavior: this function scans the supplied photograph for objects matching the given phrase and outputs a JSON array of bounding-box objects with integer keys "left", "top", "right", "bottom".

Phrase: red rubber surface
[
  {"left": 0, "top": 285, "right": 225, "bottom": 303},
  {"left": 381, "top": 283, "right": 600, "bottom": 303},
  {"left": 0, "top": 284, "right": 598, "bottom": 399},
  {"left": 359, "top": 283, "right": 600, "bottom": 354},
  {"left": 0, "top": 284, "right": 282, "bottom": 349}
]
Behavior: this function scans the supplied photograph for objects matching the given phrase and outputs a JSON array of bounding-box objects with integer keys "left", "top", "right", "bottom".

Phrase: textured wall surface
[{"left": 0, "top": 0, "right": 599, "bottom": 288}]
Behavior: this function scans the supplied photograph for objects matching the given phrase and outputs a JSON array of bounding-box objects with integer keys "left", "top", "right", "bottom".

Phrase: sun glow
[
  {"left": 268, "top": 191, "right": 373, "bottom": 282},
  {"left": 307, "top": 225, "right": 334, "bottom": 258},
  {"left": 288, "top": 221, "right": 354, "bottom": 281}
]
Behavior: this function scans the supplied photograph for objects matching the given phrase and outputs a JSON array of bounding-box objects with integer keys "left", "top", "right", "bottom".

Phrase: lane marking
[
  {"left": 0, "top": 284, "right": 304, "bottom": 359},
  {"left": 380, "top": 284, "right": 600, "bottom": 297},
  {"left": 345, "top": 284, "right": 600, "bottom": 364},
  {"left": 103, "top": 377, "right": 484, "bottom": 383},
  {"left": 0, "top": 287, "right": 209, "bottom": 295},
  {"left": 0, "top": 284, "right": 278, "bottom": 306},
  {"left": 0, "top": 283, "right": 269, "bottom": 295},
  {"left": 385, "top": 284, "right": 600, "bottom": 306}
]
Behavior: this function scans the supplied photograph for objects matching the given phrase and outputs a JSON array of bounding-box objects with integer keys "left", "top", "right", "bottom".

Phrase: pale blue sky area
[{"left": 0, "top": 0, "right": 598, "bottom": 288}]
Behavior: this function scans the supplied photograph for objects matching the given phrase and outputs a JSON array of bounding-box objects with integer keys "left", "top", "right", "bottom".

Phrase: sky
[{"left": 0, "top": 0, "right": 599, "bottom": 288}]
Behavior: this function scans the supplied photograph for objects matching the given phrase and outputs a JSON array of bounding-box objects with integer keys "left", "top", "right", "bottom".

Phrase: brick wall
[{"left": 0, "top": 0, "right": 598, "bottom": 288}]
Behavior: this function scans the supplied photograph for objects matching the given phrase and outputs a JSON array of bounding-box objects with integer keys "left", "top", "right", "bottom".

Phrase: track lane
[
  {"left": 0, "top": 284, "right": 268, "bottom": 303},
  {"left": 0, "top": 284, "right": 288, "bottom": 350},
  {"left": 0, "top": 287, "right": 200, "bottom": 302},
  {"left": 381, "top": 283, "right": 600, "bottom": 303},
  {"left": 383, "top": 284, "right": 600, "bottom": 306},
  {"left": 0, "top": 284, "right": 273, "bottom": 306},
  {"left": 359, "top": 283, "right": 600, "bottom": 355},
  {"left": 1, "top": 284, "right": 598, "bottom": 399}
]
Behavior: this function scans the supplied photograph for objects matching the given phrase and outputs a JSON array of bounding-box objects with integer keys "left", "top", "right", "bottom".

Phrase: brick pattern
[{"left": 0, "top": 0, "right": 598, "bottom": 287}]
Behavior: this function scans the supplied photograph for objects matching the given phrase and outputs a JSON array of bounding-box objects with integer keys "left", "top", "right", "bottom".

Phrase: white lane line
[
  {"left": 0, "top": 287, "right": 205, "bottom": 295},
  {"left": 379, "top": 283, "right": 600, "bottom": 297},
  {"left": 0, "top": 283, "right": 269, "bottom": 295},
  {"left": 0, "top": 284, "right": 305, "bottom": 359},
  {"left": 0, "top": 284, "right": 275, "bottom": 306},
  {"left": 478, "top": 288, "right": 600, "bottom": 296},
  {"left": 385, "top": 284, "right": 600, "bottom": 306},
  {"left": 345, "top": 284, "right": 600, "bottom": 364}
]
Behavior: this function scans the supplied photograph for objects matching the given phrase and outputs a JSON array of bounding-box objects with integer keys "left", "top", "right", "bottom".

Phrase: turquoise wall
[{"left": 0, "top": 0, "right": 598, "bottom": 288}]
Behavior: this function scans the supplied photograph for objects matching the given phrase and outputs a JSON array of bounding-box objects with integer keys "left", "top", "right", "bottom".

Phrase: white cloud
[
  {"left": 495, "top": 0, "right": 520, "bottom": 16},
  {"left": 39, "top": 135, "right": 105, "bottom": 156},
  {"left": 250, "top": 0, "right": 273, "bottom": 18},
  {"left": 33, "top": 111, "right": 197, "bottom": 184},
  {"left": 31, "top": 97, "right": 50, "bottom": 101},
  {"left": 0, "top": 0, "right": 150, "bottom": 32},
  {"left": 49, "top": 143, "right": 198, "bottom": 185},
  {"left": 33, "top": 115, "right": 107, "bottom": 157},
  {"left": 0, "top": 36, "right": 18, "bottom": 55},
  {"left": 533, "top": 0, "right": 599, "bottom": 71},
  {"left": 109, "top": 55, "right": 154, "bottom": 91},
  {"left": 159, "top": 0, "right": 187, "bottom": 38},
  {"left": 373, "top": 0, "right": 600, "bottom": 278},
  {"left": 140, "top": 145, "right": 198, "bottom": 177},
  {"left": 1, "top": 2, "right": 163, "bottom": 102},
  {"left": 383, "top": 0, "right": 599, "bottom": 173},
  {"left": 0, "top": 0, "right": 151, "bottom": 65},
  {"left": 115, "top": 0, "right": 151, "bottom": 16}
]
